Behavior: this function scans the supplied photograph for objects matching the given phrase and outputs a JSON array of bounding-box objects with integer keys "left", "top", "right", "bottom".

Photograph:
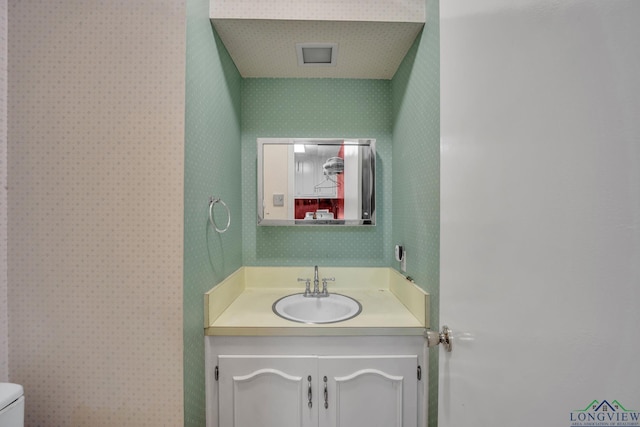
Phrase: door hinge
[
  {"left": 417, "top": 365, "right": 422, "bottom": 381},
  {"left": 215, "top": 366, "right": 219, "bottom": 381}
]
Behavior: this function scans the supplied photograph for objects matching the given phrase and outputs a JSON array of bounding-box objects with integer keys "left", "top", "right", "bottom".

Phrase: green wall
[
  {"left": 184, "top": 0, "right": 243, "bottom": 424},
  {"left": 241, "top": 78, "right": 393, "bottom": 267},
  {"left": 391, "top": 0, "right": 440, "bottom": 425},
  {"left": 184, "top": 1, "right": 440, "bottom": 425}
]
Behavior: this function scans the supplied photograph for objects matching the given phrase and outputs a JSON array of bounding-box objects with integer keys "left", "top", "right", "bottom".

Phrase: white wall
[
  {"left": 262, "top": 143, "right": 291, "bottom": 220},
  {"left": 440, "top": 1, "right": 640, "bottom": 425}
]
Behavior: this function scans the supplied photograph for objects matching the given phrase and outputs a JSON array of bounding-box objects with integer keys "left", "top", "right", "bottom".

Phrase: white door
[
  {"left": 439, "top": 1, "right": 640, "bottom": 426},
  {"left": 218, "top": 355, "right": 317, "bottom": 427},
  {"left": 319, "top": 356, "right": 418, "bottom": 427}
]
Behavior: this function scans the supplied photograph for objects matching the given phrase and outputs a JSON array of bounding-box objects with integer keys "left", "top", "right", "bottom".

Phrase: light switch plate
[{"left": 273, "top": 193, "right": 285, "bottom": 207}]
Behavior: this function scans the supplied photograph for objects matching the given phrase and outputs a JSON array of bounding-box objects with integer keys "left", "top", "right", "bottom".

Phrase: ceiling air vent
[{"left": 296, "top": 43, "right": 338, "bottom": 67}]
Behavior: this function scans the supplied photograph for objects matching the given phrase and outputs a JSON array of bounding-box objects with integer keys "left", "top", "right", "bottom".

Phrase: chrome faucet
[
  {"left": 313, "top": 265, "right": 320, "bottom": 296},
  {"left": 298, "top": 266, "right": 334, "bottom": 297}
]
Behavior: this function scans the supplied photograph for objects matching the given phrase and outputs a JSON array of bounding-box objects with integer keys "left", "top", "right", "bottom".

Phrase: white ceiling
[
  {"left": 209, "top": 0, "right": 426, "bottom": 80},
  {"left": 211, "top": 19, "right": 425, "bottom": 79},
  {"left": 210, "top": 0, "right": 425, "bottom": 22}
]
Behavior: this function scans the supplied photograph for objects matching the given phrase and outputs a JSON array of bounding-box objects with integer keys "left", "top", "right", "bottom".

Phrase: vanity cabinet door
[
  {"left": 318, "top": 355, "right": 419, "bottom": 427},
  {"left": 218, "top": 355, "right": 318, "bottom": 427}
]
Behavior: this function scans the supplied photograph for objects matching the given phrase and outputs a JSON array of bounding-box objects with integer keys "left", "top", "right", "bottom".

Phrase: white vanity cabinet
[
  {"left": 218, "top": 355, "right": 317, "bottom": 427},
  {"left": 319, "top": 355, "right": 418, "bottom": 427},
  {"left": 206, "top": 336, "right": 427, "bottom": 427}
]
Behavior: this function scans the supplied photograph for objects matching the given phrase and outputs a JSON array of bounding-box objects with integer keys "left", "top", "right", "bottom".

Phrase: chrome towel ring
[{"left": 208, "top": 196, "right": 230, "bottom": 233}]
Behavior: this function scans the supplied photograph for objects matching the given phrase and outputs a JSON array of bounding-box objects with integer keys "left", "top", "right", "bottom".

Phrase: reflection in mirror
[{"left": 258, "top": 138, "right": 375, "bottom": 226}]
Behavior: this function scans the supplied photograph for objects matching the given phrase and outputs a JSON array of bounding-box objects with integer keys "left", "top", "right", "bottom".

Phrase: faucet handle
[
  {"left": 320, "top": 277, "right": 335, "bottom": 296},
  {"left": 298, "top": 278, "right": 312, "bottom": 297}
]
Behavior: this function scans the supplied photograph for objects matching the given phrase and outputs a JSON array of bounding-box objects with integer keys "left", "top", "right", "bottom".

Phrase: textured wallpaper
[
  {"left": 0, "top": 0, "right": 6, "bottom": 383},
  {"left": 184, "top": 0, "right": 243, "bottom": 424},
  {"left": 391, "top": 0, "right": 440, "bottom": 425},
  {"left": 241, "top": 78, "right": 393, "bottom": 268},
  {"left": 8, "top": 1, "right": 185, "bottom": 425}
]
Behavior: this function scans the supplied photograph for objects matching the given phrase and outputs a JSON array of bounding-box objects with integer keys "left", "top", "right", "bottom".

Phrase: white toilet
[{"left": 0, "top": 383, "right": 24, "bottom": 427}]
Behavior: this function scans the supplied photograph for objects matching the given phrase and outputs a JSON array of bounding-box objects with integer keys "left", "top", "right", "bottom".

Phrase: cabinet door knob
[{"left": 323, "top": 376, "right": 328, "bottom": 409}]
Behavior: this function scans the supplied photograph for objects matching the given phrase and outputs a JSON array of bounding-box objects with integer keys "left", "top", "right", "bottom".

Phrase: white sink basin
[{"left": 272, "top": 293, "right": 362, "bottom": 324}]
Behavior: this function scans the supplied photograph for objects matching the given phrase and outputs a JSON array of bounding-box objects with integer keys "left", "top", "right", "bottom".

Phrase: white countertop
[{"left": 204, "top": 267, "right": 429, "bottom": 336}]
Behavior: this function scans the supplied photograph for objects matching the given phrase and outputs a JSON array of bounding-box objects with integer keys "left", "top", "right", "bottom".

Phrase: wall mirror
[{"left": 257, "top": 138, "right": 376, "bottom": 226}]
